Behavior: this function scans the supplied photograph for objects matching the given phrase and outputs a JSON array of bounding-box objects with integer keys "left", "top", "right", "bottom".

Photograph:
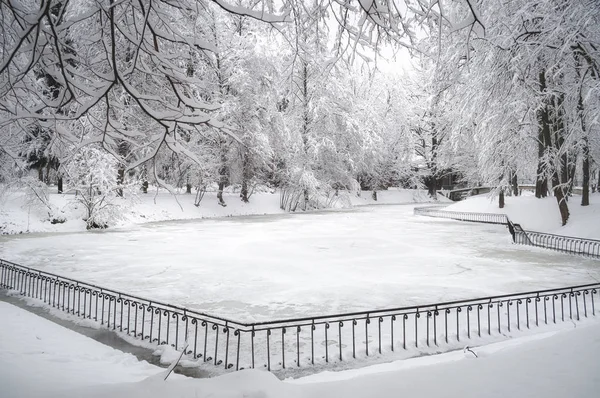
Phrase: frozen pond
[{"left": 1, "top": 205, "right": 598, "bottom": 322}]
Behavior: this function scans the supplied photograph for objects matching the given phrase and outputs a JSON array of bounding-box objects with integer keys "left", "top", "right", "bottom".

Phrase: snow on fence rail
[
  {"left": 513, "top": 229, "right": 600, "bottom": 258},
  {"left": 414, "top": 206, "right": 600, "bottom": 258},
  {"left": 413, "top": 206, "right": 508, "bottom": 224},
  {"left": 1, "top": 258, "right": 599, "bottom": 375}
]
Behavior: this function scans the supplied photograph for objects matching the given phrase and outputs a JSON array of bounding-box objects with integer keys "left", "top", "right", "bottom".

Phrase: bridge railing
[{"left": 1, "top": 258, "right": 598, "bottom": 374}]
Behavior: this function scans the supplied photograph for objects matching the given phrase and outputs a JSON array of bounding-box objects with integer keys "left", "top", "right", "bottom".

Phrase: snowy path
[
  {"left": 1, "top": 205, "right": 598, "bottom": 321},
  {"left": 1, "top": 301, "right": 598, "bottom": 398}
]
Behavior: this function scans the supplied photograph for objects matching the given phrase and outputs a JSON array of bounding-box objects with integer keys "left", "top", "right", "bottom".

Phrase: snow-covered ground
[
  {"left": 1, "top": 301, "right": 599, "bottom": 398},
  {"left": 0, "top": 301, "right": 180, "bottom": 398},
  {"left": 0, "top": 187, "right": 438, "bottom": 235},
  {"left": 445, "top": 192, "right": 600, "bottom": 239},
  {"left": 1, "top": 205, "right": 598, "bottom": 322}
]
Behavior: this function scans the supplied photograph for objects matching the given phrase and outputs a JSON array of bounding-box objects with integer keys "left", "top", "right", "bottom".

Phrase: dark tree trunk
[
  {"left": 552, "top": 171, "right": 570, "bottom": 226},
  {"left": 552, "top": 89, "right": 571, "bottom": 204},
  {"left": 566, "top": 156, "right": 576, "bottom": 199},
  {"left": 575, "top": 47, "right": 590, "bottom": 206},
  {"left": 582, "top": 139, "right": 590, "bottom": 206},
  {"left": 57, "top": 176, "right": 63, "bottom": 193},
  {"left": 539, "top": 72, "right": 569, "bottom": 225},
  {"left": 38, "top": 167, "right": 44, "bottom": 182},
  {"left": 217, "top": 137, "right": 228, "bottom": 207},
  {"left": 217, "top": 183, "right": 226, "bottom": 206},
  {"left": 427, "top": 180, "right": 435, "bottom": 198},
  {"left": 142, "top": 181, "right": 148, "bottom": 194},
  {"left": 186, "top": 183, "right": 192, "bottom": 194},
  {"left": 372, "top": 190, "right": 378, "bottom": 201},
  {"left": 116, "top": 139, "right": 129, "bottom": 198},
  {"left": 499, "top": 189, "right": 505, "bottom": 209},
  {"left": 425, "top": 174, "right": 439, "bottom": 198},
  {"left": 217, "top": 161, "right": 227, "bottom": 206},
  {"left": 302, "top": 189, "right": 309, "bottom": 210},
  {"left": 536, "top": 71, "right": 549, "bottom": 199},
  {"left": 240, "top": 149, "right": 250, "bottom": 203},
  {"left": 535, "top": 134, "right": 548, "bottom": 198},
  {"left": 240, "top": 181, "right": 249, "bottom": 203},
  {"left": 560, "top": 153, "right": 569, "bottom": 186},
  {"left": 577, "top": 72, "right": 589, "bottom": 205},
  {"left": 117, "top": 168, "right": 124, "bottom": 197},
  {"left": 511, "top": 172, "right": 519, "bottom": 196}
]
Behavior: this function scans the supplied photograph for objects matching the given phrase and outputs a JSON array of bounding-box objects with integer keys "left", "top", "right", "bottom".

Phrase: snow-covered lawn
[
  {"left": 446, "top": 192, "right": 600, "bottom": 239},
  {"left": 1, "top": 204, "right": 598, "bottom": 322},
  {"left": 2, "top": 301, "right": 599, "bottom": 398}
]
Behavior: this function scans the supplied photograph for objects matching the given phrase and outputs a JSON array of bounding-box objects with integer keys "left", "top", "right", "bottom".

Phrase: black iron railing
[
  {"left": 413, "top": 206, "right": 508, "bottom": 225},
  {"left": 1, "top": 258, "right": 598, "bottom": 374},
  {"left": 414, "top": 206, "right": 600, "bottom": 258},
  {"left": 514, "top": 228, "right": 600, "bottom": 258}
]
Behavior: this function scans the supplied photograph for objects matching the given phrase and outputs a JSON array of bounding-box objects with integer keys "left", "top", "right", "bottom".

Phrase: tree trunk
[
  {"left": 303, "top": 189, "right": 309, "bottom": 210},
  {"left": 553, "top": 89, "right": 569, "bottom": 201},
  {"left": 116, "top": 168, "right": 124, "bottom": 197},
  {"left": 535, "top": 134, "right": 548, "bottom": 198},
  {"left": 186, "top": 183, "right": 192, "bottom": 194},
  {"left": 217, "top": 183, "right": 226, "bottom": 206},
  {"left": 38, "top": 167, "right": 44, "bottom": 182},
  {"left": 372, "top": 190, "right": 378, "bottom": 201},
  {"left": 535, "top": 70, "right": 550, "bottom": 199},
  {"left": 575, "top": 47, "right": 590, "bottom": 206},
  {"left": 240, "top": 181, "right": 249, "bottom": 203},
  {"left": 427, "top": 178, "right": 436, "bottom": 198},
  {"left": 582, "top": 138, "right": 590, "bottom": 206},
  {"left": 552, "top": 172, "right": 570, "bottom": 226},
  {"left": 560, "top": 153, "right": 569, "bottom": 187},
  {"left": 217, "top": 164, "right": 227, "bottom": 207},
  {"left": 240, "top": 148, "right": 250, "bottom": 203},
  {"left": 499, "top": 189, "right": 505, "bottom": 209},
  {"left": 511, "top": 172, "right": 519, "bottom": 196},
  {"left": 539, "top": 71, "right": 569, "bottom": 225},
  {"left": 217, "top": 136, "right": 228, "bottom": 207},
  {"left": 566, "top": 156, "right": 576, "bottom": 199},
  {"left": 57, "top": 176, "right": 63, "bottom": 194}
]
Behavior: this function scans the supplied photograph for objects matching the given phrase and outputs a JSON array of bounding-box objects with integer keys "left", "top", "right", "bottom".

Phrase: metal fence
[
  {"left": 413, "top": 206, "right": 508, "bottom": 225},
  {"left": 414, "top": 206, "right": 600, "bottom": 258},
  {"left": 1, "top": 258, "right": 598, "bottom": 374},
  {"left": 514, "top": 228, "right": 600, "bottom": 258}
]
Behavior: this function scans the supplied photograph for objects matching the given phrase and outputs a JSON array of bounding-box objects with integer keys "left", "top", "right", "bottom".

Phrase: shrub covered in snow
[{"left": 63, "top": 147, "right": 136, "bottom": 229}]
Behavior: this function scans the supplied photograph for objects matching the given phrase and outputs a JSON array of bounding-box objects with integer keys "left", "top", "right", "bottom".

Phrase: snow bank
[
  {"left": 57, "top": 321, "right": 600, "bottom": 398},
  {"left": 0, "top": 301, "right": 177, "bottom": 398},
  {"left": 0, "top": 188, "right": 442, "bottom": 235},
  {"left": 445, "top": 192, "right": 600, "bottom": 239},
  {"left": 2, "top": 300, "right": 598, "bottom": 398}
]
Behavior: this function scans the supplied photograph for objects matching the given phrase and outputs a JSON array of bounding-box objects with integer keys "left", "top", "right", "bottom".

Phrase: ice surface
[{"left": 1, "top": 205, "right": 597, "bottom": 322}]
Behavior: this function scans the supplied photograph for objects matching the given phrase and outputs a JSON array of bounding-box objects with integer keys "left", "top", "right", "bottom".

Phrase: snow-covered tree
[{"left": 63, "top": 146, "right": 134, "bottom": 229}]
